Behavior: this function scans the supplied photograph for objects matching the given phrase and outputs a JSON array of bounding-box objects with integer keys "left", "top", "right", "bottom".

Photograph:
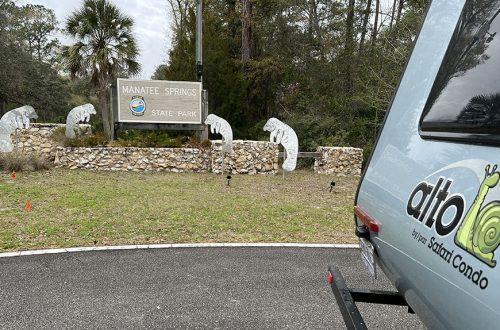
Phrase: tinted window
[{"left": 420, "top": 1, "right": 500, "bottom": 142}]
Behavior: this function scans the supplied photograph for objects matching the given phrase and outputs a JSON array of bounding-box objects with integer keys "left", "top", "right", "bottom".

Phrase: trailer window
[{"left": 420, "top": 1, "right": 500, "bottom": 143}]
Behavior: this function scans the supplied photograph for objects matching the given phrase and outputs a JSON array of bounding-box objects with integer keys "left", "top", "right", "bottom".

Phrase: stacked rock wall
[
  {"left": 14, "top": 125, "right": 363, "bottom": 175},
  {"left": 314, "top": 147, "right": 363, "bottom": 176},
  {"left": 54, "top": 147, "right": 211, "bottom": 172},
  {"left": 211, "top": 140, "right": 279, "bottom": 175},
  {"left": 16, "top": 123, "right": 90, "bottom": 160},
  {"left": 54, "top": 141, "right": 278, "bottom": 174}
]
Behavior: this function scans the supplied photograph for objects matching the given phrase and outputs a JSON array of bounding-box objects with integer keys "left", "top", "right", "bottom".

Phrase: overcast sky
[{"left": 20, "top": 0, "right": 172, "bottom": 79}]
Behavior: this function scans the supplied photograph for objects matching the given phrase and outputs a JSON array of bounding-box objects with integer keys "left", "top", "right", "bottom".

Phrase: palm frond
[{"left": 62, "top": 0, "right": 140, "bottom": 85}]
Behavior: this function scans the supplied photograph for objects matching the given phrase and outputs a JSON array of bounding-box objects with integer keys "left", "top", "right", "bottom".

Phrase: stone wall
[
  {"left": 54, "top": 141, "right": 279, "bottom": 174},
  {"left": 15, "top": 124, "right": 362, "bottom": 175},
  {"left": 54, "top": 143, "right": 363, "bottom": 175},
  {"left": 211, "top": 140, "right": 279, "bottom": 175},
  {"left": 16, "top": 123, "right": 90, "bottom": 160},
  {"left": 54, "top": 147, "right": 211, "bottom": 172},
  {"left": 314, "top": 147, "right": 363, "bottom": 176}
]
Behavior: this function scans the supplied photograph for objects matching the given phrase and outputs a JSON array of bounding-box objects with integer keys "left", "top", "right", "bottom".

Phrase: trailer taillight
[
  {"left": 354, "top": 206, "right": 381, "bottom": 233},
  {"left": 327, "top": 271, "right": 334, "bottom": 284}
]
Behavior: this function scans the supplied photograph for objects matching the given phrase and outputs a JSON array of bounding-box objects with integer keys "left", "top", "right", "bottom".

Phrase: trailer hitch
[{"left": 327, "top": 265, "right": 414, "bottom": 330}]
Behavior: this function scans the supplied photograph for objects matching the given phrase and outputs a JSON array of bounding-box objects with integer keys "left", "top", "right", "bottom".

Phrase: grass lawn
[{"left": 0, "top": 169, "right": 358, "bottom": 251}]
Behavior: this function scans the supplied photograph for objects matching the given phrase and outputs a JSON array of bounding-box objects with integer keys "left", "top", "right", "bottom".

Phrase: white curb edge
[{"left": 0, "top": 243, "right": 358, "bottom": 258}]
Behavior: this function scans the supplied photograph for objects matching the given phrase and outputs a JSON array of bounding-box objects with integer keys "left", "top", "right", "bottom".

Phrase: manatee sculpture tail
[
  {"left": 0, "top": 106, "right": 38, "bottom": 153},
  {"left": 66, "top": 104, "right": 96, "bottom": 139},
  {"left": 205, "top": 114, "right": 233, "bottom": 152},
  {"left": 0, "top": 134, "right": 13, "bottom": 152},
  {"left": 263, "top": 118, "right": 298, "bottom": 172}
]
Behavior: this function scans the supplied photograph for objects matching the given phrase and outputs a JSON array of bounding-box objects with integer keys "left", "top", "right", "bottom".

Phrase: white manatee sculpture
[
  {"left": 263, "top": 118, "right": 298, "bottom": 172},
  {"left": 205, "top": 114, "right": 233, "bottom": 152},
  {"left": 0, "top": 105, "right": 38, "bottom": 152},
  {"left": 65, "top": 104, "right": 96, "bottom": 139}
]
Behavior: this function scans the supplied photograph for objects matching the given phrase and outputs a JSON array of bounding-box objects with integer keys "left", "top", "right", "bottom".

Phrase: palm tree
[{"left": 62, "top": 0, "right": 140, "bottom": 138}]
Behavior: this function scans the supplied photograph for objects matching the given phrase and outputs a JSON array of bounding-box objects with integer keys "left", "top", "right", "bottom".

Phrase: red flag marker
[{"left": 25, "top": 200, "right": 31, "bottom": 213}]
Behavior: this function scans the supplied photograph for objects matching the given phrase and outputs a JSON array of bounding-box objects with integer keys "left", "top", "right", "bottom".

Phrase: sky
[{"left": 19, "top": 0, "right": 172, "bottom": 79}]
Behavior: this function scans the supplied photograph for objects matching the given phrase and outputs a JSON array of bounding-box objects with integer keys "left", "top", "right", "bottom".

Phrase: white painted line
[
  {"left": 0, "top": 242, "right": 359, "bottom": 258},
  {"left": 28, "top": 248, "right": 67, "bottom": 255},
  {"left": 0, "top": 252, "right": 21, "bottom": 258}
]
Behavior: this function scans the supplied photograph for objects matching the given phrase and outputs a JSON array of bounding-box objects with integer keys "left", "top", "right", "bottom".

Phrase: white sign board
[{"left": 117, "top": 79, "right": 202, "bottom": 124}]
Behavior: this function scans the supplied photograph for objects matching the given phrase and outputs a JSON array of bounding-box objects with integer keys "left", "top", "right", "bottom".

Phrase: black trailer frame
[{"left": 327, "top": 265, "right": 414, "bottom": 330}]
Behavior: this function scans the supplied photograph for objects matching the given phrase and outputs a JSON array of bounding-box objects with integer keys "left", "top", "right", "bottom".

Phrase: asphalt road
[{"left": 0, "top": 247, "right": 424, "bottom": 329}]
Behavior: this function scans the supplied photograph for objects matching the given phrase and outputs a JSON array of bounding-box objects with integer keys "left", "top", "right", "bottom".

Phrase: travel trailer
[{"left": 328, "top": 0, "right": 500, "bottom": 328}]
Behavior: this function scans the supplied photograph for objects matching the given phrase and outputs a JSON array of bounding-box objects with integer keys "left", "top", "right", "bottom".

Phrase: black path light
[
  {"left": 227, "top": 175, "right": 232, "bottom": 187},
  {"left": 330, "top": 180, "right": 336, "bottom": 193}
]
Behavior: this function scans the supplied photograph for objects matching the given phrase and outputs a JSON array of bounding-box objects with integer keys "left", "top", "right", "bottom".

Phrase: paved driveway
[{"left": 0, "top": 247, "right": 423, "bottom": 329}]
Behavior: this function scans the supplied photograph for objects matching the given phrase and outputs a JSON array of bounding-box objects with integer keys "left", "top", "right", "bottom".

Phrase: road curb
[{"left": 0, "top": 242, "right": 359, "bottom": 258}]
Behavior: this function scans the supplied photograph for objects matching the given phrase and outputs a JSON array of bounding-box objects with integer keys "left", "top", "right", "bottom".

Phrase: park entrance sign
[{"left": 117, "top": 79, "right": 203, "bottom": 124}]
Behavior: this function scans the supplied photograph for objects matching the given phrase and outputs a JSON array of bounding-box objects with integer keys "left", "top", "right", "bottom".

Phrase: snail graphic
[{"left": 455, "top": 164, "right": 500, "bottom": 267}]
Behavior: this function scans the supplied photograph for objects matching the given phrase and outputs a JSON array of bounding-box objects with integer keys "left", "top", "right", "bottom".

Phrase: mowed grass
[{"left": 0, "top": 169, "right": 358, "bottom": 251}]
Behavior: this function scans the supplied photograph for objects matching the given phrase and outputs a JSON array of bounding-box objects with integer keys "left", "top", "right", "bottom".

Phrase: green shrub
[
  {"left": 51, "top": 126, "right": 108, "bottom": 148},
  {"left": 50, "top": 126, "right": 67, "bottom": 145},
  {"left": 362, "top": 142, "right": 374, "bottom": 170},
  {"left": 0, "top": 153, "right": 52, "bottom": 172},
  {"left": 113, "top": 130, "right": 187, "bottom": 148},
  {"left": 52, "top": 126, "right": 209, "bottom": 149},
  {"left": 184, "top": 136, "right": 211, "bottom": 150},
  {"left": 28, "top": 154, "right": 52, "bottom": 171},
  {"left": 0, "top": 153, "right": 26, "bottom": 172},
  {"left": 64, "top": 132, "right": 109, "bottom": 148}
]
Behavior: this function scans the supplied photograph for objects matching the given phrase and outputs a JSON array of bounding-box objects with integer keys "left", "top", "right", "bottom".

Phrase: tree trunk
[
  {"left": 309, "top": 0, "right": 321, "bottom": 41},
  {"left": 308, "top": 0, "right": 314, "bottom": 37},
  {"left": 371, "top": 0, "right": 380, "bottom": 43},
  {"left": 344, "top": 0, "right": 356, "bottom": 93},
  {"left": 396, "top": 0, "right": 404, "bottom": 23},
  {"left": 168, "top": 0, "right": 190, "bottom": 38},
  {"left": 108, "top": 85, "right": 115, "bottom": 141},
  {"left": 390, "top": 0, "right": 397, "bottom": 30},
  {"left": 359, "top": 0, "right": 372, "bottom": 53},
  {"left": 241, "top": 0, "right": 253, "bottom": 117},
  {"left": 99, "top": 86, "right": 111, "bottom": 139},
  {"left": 241, "top": 0, "right": 253, "bottom": 65},
  {"left": 228, "top": 0, "right": 239, "bottom": 57}
]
